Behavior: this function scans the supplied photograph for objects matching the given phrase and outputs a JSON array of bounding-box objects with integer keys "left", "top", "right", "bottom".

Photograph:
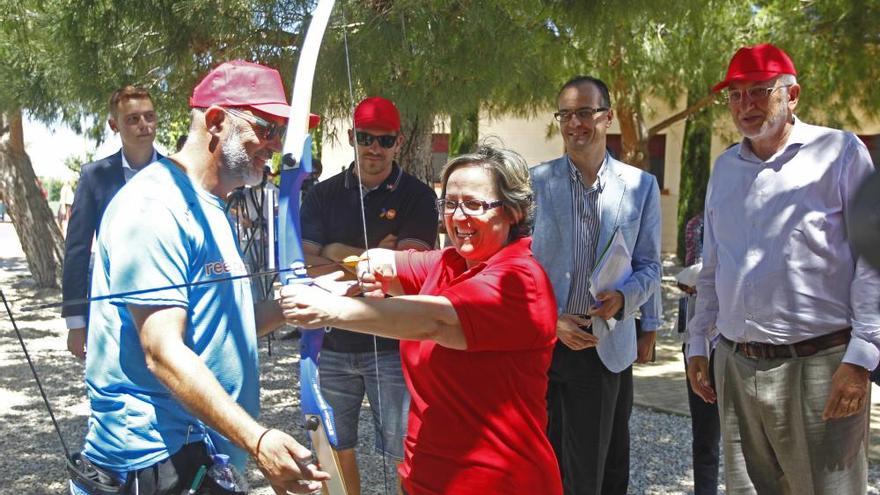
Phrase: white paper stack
[{"left": 589, "top": 228, "right": 632, "bottom": 338}]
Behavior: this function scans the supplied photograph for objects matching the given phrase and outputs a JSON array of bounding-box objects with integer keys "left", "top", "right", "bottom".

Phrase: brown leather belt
[{"left": 723, "top": 327, "right": 851, "bottom": 359}]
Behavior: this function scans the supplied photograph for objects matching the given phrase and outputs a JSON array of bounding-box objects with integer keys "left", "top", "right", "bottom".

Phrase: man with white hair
[{"left": 687, "top": 43, "right": 880, "bottom": 493}]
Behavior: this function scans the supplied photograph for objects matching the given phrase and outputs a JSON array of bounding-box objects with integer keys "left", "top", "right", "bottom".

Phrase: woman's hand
[
  {"left": 357, "top": 265, "right": 396, "bottom": 297},
  {"left": 356, "top": 248, "right": 398, "bottom": 297},
  {"left": 311, "top": 271, "right": 357, "bottom": 296},
  {"left": 280, "top": 274, "right": 347, "bottom": 328}
]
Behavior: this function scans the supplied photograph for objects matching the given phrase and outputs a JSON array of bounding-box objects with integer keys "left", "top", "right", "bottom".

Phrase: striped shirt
[{"left": 564, "top": 155, "right": 607, "bottom": 315}]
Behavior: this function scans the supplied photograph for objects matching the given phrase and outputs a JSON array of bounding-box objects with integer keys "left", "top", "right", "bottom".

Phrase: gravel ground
[{"left": 1, "top": 227, "right": 879, "bottom": 494}]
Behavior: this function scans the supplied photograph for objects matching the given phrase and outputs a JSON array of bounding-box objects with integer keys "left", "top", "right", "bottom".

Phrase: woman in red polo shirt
[{"left": 281, "top": 144, "right": 562, "bottom": 495}]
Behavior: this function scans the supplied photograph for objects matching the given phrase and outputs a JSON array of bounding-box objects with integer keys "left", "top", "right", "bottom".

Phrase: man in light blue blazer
[{"left": 531, "top": 75, "right": 662, "bottom": 495}]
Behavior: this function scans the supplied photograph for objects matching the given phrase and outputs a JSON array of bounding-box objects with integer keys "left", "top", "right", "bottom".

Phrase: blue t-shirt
[{"left": 82, "top": 159, "right": 259, "bottom": 471}]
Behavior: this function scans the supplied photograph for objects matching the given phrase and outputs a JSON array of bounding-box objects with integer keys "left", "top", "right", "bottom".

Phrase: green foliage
[
  {"left": 547, "top": 0, "right": 752, "bottom": 115},
  {"left": 448, "top": 109, "right": 479, "bottom": 155},
  {"left": 64, "top": 151, "right": 95, "bottom": 176},
  {"left": 3, "top": 0, "right": 877, "bottom": 140},
  {"left": 157, "top": 115, "right": 196, "bottom": 153},
  {"left": 1, "top": 0, "right": 314, "bottom": 137},
  {"left": 41, "top": 176, "right": 64, "bottom": 202},
  {"left": 313, "top": 0, "right": 560, "bottom": 127},
  {"left": 676, "top": 92, "right": 713, "bottom": 263},
  {"left": 750, "top": 0, "right": 880, "bottom": 126}
]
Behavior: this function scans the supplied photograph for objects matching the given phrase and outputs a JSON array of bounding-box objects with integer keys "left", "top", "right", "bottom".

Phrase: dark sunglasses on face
[
  {"left": 224, "top": 108, "right": 287, "bottom": 141},
  {"left": 355, "top": 131, "right": 398, "bottom": 149}
]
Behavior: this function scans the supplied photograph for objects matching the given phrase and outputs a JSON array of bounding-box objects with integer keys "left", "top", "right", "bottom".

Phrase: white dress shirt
[
  {"left": 688, "top": 117, "right": 880, "bottom": 370},
  {"left": 121, "top": 148, "right": 158, "bottom": 181}
]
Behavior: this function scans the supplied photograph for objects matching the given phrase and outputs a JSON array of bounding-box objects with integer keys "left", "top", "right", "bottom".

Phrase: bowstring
[
  {"left": 0, "top": 289, "right": 71, "bottom": 461},
  {"left": 5, "top": 262, "right": 346, "bottom": 314},
  {"left": 341, "top": 5, "right": 391, "bottom": 493}
]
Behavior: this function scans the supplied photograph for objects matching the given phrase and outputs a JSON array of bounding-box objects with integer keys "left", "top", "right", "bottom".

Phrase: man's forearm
[
  {"left": 146, "top": 331, "right": 265, "bottom": 456},
  {"left": 321, "top": 242, "right": 363, "bottom": 262},
  {"left": 61, "top": 238, "right": 93, "bottom": 318},
  {"left": 323, "top": 294, "right": 466, "bottom": 349},
  {"left": 135, "top": 306, "right": 265, "bottom": 457},
  {"left": 621, "top": 261, "right": 661, "bottom": 317},
  {"left": 255, "top": 298, "right": 285, "bottom": 337},
  {"left": 843, "top": 259, "right": 880, "bottom": 370},
  {"left": 690, "top": 282, "right": 718, "bottom": 358},
  {"left": 690, "top": 215, "right": 719, "bottom": 359}
]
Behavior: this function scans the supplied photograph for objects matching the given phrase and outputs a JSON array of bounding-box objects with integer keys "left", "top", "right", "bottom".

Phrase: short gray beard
[
  {"left": 740, "top": 90, "right": 791, "bottom": 140},
  {"left": 220, "top": 125, "right": 261, "bottom": 186}
]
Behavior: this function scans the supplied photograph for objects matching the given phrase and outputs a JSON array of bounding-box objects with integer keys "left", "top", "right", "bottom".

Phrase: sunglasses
[
  {"left": 355, "top": 131, "right": 398, "bottom": 149},
  {"left": 224, "top": 108, "right": 287, "bottom": 141}
]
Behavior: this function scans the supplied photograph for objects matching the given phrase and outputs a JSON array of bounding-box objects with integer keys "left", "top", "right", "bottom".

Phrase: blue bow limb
[{"left": 277, "top": 0, "right": 347, "bottom": 493}]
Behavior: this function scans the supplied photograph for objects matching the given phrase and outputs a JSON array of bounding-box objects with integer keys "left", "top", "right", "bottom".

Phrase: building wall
[
  {"left": 318, "top": 101, "right": 880, "bottom": 255},
  {"left": 478, "top": 100, "right": 880, "bottom": 254},
  {"left": 479, "top": 100, "right": 689, "bottom": 254},
  {"left": 318, "top": 122, "right": 354, "bottom": 180}
]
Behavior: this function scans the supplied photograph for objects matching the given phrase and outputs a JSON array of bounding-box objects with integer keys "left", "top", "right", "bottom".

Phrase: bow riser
[
  {"left": 278, "top": 0, "right": 347, "bottom": 493},
  {"left": 277, "top": 138, "right": 347, "bottom": 495}
]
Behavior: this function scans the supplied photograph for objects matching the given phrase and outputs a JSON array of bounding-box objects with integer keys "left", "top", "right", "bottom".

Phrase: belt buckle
[{"left": 738, "top": 343, "right": 760, "bottom": 359}]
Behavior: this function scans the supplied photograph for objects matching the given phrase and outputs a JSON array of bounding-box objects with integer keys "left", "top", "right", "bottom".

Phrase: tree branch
[{"left": 648, "top": 92, "right": 717, "bottom": 137}]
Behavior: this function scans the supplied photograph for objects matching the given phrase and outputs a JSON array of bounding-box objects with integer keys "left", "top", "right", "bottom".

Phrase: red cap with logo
[
  {"left": 712, "top": 43, "right": 797, "bottom": 93},
  {"left": 190, "top": 59, "right": 320, "bottom": 128},
  {"left": 354, "top": 97, "right": 401, "bottom": 132}
]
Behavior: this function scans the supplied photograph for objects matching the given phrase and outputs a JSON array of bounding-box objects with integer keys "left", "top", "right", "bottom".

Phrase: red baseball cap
[
  {"left": 190, "top": 60, "right": 320, "bottom": 128},
  {"left": 712, "top": 43, "right": 797, "bottom": 93},
  {"left": 354, "top": 97, "right": 401, "bottom": 132}
]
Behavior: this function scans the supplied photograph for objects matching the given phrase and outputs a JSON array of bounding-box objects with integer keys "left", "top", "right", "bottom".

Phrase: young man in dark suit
[{"left": 62, "top": 85, "right": 161, "bottom": 359}]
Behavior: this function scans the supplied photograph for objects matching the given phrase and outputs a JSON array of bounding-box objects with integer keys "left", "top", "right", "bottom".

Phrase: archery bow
[{"left": 277, "top": 1, "right": 348, "bottom": 494}]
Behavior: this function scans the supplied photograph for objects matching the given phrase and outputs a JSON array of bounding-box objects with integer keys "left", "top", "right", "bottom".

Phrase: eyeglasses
[
  {"left": 224, "top": 108, "right": 287, "bottom": 141},
  {"left": 355, "top": 131, "right": 398, "bottom": 149},
  {"left": 437, "top": 198, "right": 504, "bottom": 217},
  {"left": 725, "top": 84, "right": 792, "bottom": 104},
  {"left": 553, "top": 106, "right": 610, "bottom": 123}
]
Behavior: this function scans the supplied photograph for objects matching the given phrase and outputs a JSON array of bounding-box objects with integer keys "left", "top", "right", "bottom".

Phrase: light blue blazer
[{"left": 531, "top": 154, "right": 662, "bottom": 373}]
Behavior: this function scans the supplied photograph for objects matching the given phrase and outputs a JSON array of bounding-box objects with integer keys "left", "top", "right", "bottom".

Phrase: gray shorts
[{"left": 319, "top": 348, "right": 409, "bottom": 459}]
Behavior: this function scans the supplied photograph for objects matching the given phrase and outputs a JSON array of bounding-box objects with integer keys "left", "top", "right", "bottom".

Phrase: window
[
  {"left": 430, "top": 133, "right": 450, "bottom": 182},
  {"left": 605, "top": 134, "right": 667, "bottom": 190}
]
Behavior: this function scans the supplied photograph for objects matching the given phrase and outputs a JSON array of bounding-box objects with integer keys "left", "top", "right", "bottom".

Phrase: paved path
[
  {"left": 2, "top": 220, "right": 878, "bottom": 492},
  {"left": 0, "top": 221, "right": 402, "bottom": 493},
  {"left": 633, "top": 290, "right": 880, "bottom": 462}
]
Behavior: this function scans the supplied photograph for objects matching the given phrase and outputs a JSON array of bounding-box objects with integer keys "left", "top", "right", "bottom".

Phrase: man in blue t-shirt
[{"left": 74, "top": 60, "right": 328, "bottom": 495}]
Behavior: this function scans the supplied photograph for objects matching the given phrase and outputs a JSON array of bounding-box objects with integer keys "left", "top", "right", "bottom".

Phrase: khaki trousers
[{"left": 714, "top": 339, "right": 868, "bottom": 495}]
